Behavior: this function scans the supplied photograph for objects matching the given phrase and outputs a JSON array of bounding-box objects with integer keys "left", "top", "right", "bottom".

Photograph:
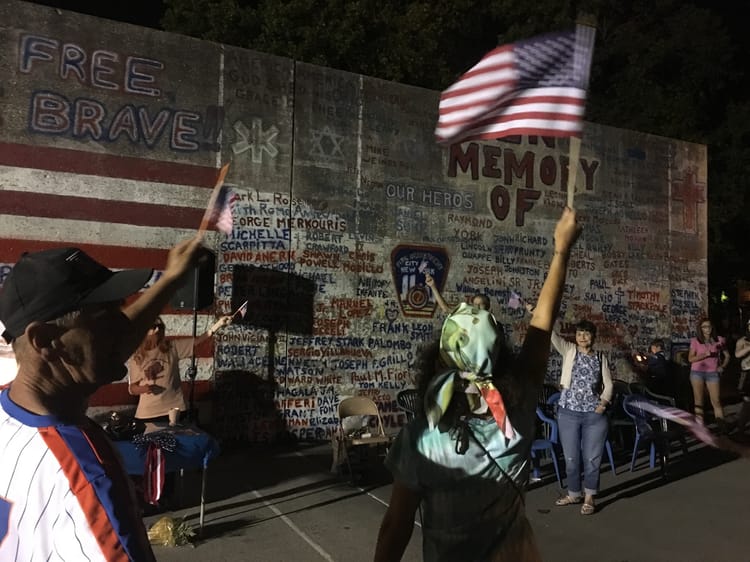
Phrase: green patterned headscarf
[{"left": 425, "top": 303, "right": 515, "bottom": 439}]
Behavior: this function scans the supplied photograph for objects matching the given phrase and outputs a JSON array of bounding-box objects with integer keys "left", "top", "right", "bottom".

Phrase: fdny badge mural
[{"left": 391, "top": 245, "right": 449, "bottom": 318}]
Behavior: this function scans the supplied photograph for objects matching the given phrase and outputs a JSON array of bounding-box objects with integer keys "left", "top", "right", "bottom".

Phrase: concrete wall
[{"left": 0, "top": 1, "right": 708, "bottom": 441}]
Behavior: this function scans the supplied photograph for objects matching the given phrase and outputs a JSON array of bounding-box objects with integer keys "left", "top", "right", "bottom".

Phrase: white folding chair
[{"left": 337, "top": 396, "right": 390, "bottom": 480}]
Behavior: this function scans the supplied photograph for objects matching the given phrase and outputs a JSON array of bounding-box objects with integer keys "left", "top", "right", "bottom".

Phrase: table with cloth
[{"left": 114, "top": 423, "right": 220, "bottom": 530}]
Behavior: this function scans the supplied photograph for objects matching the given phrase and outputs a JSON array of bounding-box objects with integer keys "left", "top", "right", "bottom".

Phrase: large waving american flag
[{"left": 435, "top": 24, "right": 596, "bottom": 145}]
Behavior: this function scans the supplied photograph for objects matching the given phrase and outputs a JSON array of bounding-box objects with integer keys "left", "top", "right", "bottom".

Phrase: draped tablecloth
[{"left": 115, "top": 424, "right": 220, "bottom": 475}]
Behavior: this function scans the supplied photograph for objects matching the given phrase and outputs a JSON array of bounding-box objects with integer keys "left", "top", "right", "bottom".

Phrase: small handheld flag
[
  {"left": 507, "top": 290, "right": 524, "bottom": 310},
  {"left": 199, "top": 163, "right": 235, "bottom": 236},
  {"left": 211, "top": 185, "right": 238, "bottom": 235},
  {"left": 233, "top": 300, "right": 248, "bottom": 320}
]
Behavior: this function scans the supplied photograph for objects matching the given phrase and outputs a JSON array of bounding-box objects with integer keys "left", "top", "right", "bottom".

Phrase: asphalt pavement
[{"left": 147, "top": 412, "right": 749, "bottom": 562}]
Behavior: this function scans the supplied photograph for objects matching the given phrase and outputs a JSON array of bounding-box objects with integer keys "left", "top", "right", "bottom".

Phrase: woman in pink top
[{"left": 688, "top": 317, "right": 730, "bottom": 429}]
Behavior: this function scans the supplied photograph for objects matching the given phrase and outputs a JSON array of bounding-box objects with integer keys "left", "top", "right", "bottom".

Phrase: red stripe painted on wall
[
  {"left": 2, "top": 242, "right": 221, "bottom": 321},
  {"left": 1, "top": 190, "right": 204, "bottom": 229},
  {"left": 0, "top": 239, "right": 168, "bottom": 267},
  {"left": 194, "top": 339, "right": 215, "bottom": 358},
  {"left": 159, "top": 305, "right": 221, "bottom": 316},
  {"left": 0, "top": 141, "right": 219, "bottom": 187}
]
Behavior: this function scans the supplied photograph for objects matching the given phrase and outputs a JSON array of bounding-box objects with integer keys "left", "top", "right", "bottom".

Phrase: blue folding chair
[
  {"left": 622, "top": 394, "right": 689, "bottom": 474},
  {"left": 603, "top": 437, "right": 616, "bottom": 476},
  {"left": 609, "top": 380, "right": 635, "bottom": 452},
  {"left": 531, "top": 406, "right": 563, "bottom": 486}
]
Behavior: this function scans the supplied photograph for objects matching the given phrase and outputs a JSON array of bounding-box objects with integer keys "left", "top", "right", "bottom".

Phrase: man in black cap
[{"left": 0, "top": 236, "right": 204, "bottom": 562}]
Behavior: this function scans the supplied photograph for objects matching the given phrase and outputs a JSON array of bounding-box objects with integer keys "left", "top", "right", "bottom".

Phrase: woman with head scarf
[{"left": 374, "top": 207, "right": 580, "bottom": 562}]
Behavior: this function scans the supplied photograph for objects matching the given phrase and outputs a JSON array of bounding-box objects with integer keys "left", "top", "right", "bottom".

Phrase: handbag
[
  {"left": 591, "top": 351, "right": 604, "bottom": 396},
  {"left": 102, "top": 412, "right": 146, "bottom": 441}
]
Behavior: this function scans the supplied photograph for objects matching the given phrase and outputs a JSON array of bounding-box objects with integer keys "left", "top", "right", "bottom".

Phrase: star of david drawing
[
  {"left": 232, "top": 118, "right": 279, "bottom": 163},
  {"left": 310, "top": 126, "right": 345, "bottom": 159}
]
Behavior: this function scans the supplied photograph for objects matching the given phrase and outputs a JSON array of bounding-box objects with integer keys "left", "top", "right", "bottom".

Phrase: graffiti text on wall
[
  {"left": 20, "top": 34, "right": 214, "bottom": 152},
  {"left": 446, "top": 138, "right": 601, "bottom": 226}
]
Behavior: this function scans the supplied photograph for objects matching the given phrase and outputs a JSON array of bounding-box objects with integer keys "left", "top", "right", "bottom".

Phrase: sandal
[
  {"left": 580, "top": 502, "right": 596, "bottom": 515},
  {"left": 555, "top": 495, "right": 582, "bottom": 507}
]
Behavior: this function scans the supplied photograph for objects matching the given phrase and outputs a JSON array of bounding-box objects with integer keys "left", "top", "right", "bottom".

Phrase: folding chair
[
  {"left": 623, "top": 394, "right": 689, "bottom": 475},
  {"left": 628, "top": 383, "right": 683, "bottom": 437},
  {"left": 337, "top": 396, "right": 391, "bottom": 481},
  {"left": 609, "top": 379, "right": 635, "bottom": 451},
  {"left": 539, "top": 383, "right": 561, "bottom": 408},
  {"left": 396, "top": 389, "right": 421, "bottom": 422},
  {"left": 643, "top": 387, "right": 677, "bottom": 407},
  {"left": 538, "top": 385, "right": 560, "bottom": 422},
  {"left": 531, "top": 407, "right": 562, "bottom": 486},
  {"left": 628, "top": 381, "right": 649, "bottom": 396}
]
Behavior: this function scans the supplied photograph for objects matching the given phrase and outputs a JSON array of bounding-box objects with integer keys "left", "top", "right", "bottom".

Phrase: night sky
[
  {"left": 25, "top": 0, "right": 167, "bottom": 29},
  {"left": 24, "top": 1, "right": 745, "bottom": 50}
]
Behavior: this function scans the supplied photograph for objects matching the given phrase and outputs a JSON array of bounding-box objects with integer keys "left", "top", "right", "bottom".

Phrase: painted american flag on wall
[{"left": 0, "top": 141, "right": 225, "bottom": 405}]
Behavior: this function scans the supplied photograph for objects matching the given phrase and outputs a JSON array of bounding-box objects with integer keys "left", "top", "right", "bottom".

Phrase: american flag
[
  {"left": 435, "top": 24, "right": 596, "bottom": 145},
  {"left": 233, "top": 300, "right": 248, "bottom": 320},
  {"left": 507, "top": 290, "right": 523, "bottom": 310},
  {"left": 205, "top": 184, "right": 238, "bottom": 235},
  {"left": 199, "top": 163, "right": 237, "bottom": 236}
]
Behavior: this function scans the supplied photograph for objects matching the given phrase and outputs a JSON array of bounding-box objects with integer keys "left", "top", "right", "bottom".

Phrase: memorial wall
[{"left": 0, "top": 1, "right": 707, "bottom": 441}]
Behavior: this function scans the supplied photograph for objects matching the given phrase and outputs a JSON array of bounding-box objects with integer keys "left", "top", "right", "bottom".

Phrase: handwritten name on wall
[{"left": 210, "top": 187, "right": 436, "bottom": 439}]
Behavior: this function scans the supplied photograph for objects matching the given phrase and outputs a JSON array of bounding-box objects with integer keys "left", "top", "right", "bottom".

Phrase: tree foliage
[
  {"left": 161, "top": 0, "right": 749, "bottom": 304},
  {"left": 162, "top": 0, "right": 511, "bottom": 89}
]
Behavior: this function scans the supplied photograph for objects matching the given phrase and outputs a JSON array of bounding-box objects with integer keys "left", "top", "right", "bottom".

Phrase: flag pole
[
  {"left": 566, "top": 15, "right": 597, "bottom": 209},
  {"left": 198, "top": 162, "right": 231, "bottom": 237},
  {"left": 566, "top": 137, "right": 581, "bottom": 208},
  {"left": 186, "top": 161, "right": 231, "bottom": 421}
]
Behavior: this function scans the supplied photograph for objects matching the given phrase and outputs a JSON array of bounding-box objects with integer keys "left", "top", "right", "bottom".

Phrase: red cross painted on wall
[{"left": 671, "top": 168, "right": 706, "bottom": 233}]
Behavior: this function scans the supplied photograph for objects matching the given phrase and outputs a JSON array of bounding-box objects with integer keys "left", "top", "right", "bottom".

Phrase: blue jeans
[
  {"left": 557, "top": 407, "right": 609, "bottom": 497},
  {"left": 690, "top": 370, "right": 720, "bottom": 384}
]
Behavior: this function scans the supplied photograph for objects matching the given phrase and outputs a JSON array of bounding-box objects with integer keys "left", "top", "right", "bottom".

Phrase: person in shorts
[
  {"left": 688, "top": 317, "right": 730, "bottom": 431},
  {"left": 733, "top": 320, "right": 750, "bottom": 433}
]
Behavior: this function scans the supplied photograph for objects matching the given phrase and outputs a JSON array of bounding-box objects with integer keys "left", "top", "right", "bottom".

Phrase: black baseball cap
[{"left": 0, "top": 248, "right": 152, "bottom": 342}]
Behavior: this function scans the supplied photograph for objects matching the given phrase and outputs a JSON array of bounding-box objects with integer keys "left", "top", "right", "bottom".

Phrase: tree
[{"left": 162, "top": 0, "right": 509, "bottom": 89}]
